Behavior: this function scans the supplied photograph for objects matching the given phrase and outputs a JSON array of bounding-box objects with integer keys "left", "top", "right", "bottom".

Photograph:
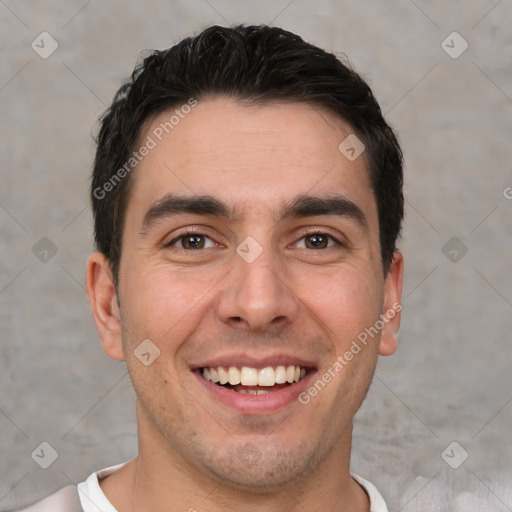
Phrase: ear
[
  {"left": 85, "top": 252, "right": 125, "bottom": 361},
  {"left": 378, "top": 250, "right": 404, "bottom": 356}
]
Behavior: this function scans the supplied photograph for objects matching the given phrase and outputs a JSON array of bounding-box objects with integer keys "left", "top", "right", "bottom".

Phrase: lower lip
[{"left": 194, "top": 370, "right": 316, "bottom": 414}]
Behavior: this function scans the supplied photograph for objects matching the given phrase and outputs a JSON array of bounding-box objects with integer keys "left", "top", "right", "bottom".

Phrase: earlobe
[
  {"left": 85, "top": 252, "right": 125, "bottom": 361},
  {"left": 378, "top": 250, "right": 404, "bottom": 357}
]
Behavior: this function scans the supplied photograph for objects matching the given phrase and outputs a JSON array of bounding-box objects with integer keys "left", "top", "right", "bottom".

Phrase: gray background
[{"left": 1, "top": 1, "right": 511, "bottom": 510}]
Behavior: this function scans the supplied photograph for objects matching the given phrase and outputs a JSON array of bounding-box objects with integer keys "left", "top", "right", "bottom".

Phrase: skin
[{"left": 86, "top": 97, "right": 403, "bottom": 512}]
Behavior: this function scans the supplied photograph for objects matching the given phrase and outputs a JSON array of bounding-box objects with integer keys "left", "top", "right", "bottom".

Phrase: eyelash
[
  {"left": 166, "top": 228, "right": 343, "bottom": 250},
  {"left": 167, "top": 228, "right": 220, "bottom": 250},
  {"left": 294, "top": 229, "right": 342, "bottom": 249}
]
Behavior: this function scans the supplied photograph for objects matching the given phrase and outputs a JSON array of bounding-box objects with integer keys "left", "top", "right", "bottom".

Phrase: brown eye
[
  {"left": 182, "top": 235, "right": 206, "bottom": 249},
  {"left": 169, "top": 234, "right": 216, "bottom": 250},
  {"left": 304, "top": 233, "right": 331, "bottom": 249}
]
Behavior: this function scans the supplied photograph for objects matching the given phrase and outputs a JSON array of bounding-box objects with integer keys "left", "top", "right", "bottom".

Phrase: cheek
[
  {"left": 297, "top": 265, "right": 382, "bottom": 347},
  {"left": 120, "top": 263, "right": 216, "bottom": 349}
]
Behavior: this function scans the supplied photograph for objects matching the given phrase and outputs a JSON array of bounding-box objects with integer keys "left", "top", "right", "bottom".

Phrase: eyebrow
[
  {"left": 141, "top": 194, "right": 239, "bottom": 231},
  {"left": 280, "top": 194, "right": 368, "bottom": 230},
  {"left": 140, "top": 193, "right": 368, "bottom": 231}
]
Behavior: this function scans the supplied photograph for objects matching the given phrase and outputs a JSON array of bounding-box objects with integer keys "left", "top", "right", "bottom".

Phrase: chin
[{"left": 198, "top": 442, "right": 321, "bottom": 493}]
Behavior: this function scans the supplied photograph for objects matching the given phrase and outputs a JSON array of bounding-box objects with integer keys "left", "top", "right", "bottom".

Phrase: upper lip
[{"left": 190, "top": 353, "right": 317, "bottom": 370}]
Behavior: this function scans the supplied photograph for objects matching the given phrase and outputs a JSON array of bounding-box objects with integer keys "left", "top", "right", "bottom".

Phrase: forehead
[{"left": 129, "top": 97, "right": 376, "bottom": 225}]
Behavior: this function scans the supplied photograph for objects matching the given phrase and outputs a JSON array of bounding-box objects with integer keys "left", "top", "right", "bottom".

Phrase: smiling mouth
[{"left": 200, "top": 365, "right": 309, "bottom": 395}]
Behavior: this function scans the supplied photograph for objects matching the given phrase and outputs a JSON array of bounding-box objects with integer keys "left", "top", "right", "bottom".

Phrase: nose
[{"left": 216, "top": 246, "right": 300, "bottom": 332}]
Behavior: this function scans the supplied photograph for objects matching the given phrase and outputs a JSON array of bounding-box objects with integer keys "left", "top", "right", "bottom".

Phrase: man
[{"left": 14, "top": 24, "right": 404, "bottom": 511}]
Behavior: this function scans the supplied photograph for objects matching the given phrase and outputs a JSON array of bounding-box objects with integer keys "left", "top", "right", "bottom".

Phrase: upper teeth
[{"left": 202, "top": 365, "right": 306, "bottom": 386}]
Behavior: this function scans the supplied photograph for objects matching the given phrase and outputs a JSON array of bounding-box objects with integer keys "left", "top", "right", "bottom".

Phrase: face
[{"left": 87, "top": 97, "right": 402, "bottom": 490}]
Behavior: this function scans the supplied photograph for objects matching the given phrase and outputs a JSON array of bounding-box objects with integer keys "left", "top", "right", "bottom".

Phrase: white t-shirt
[{"left": 77, "top": 461, "right": 388, "bottom": 512}]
